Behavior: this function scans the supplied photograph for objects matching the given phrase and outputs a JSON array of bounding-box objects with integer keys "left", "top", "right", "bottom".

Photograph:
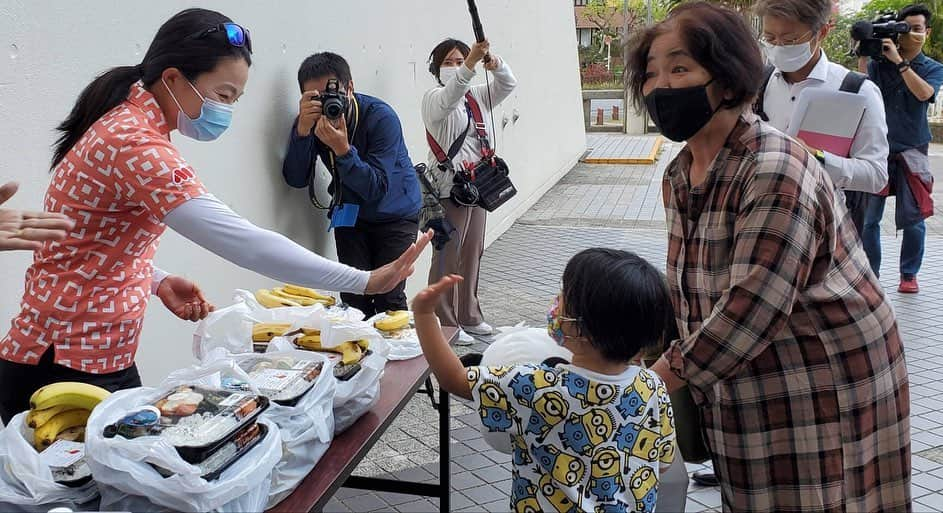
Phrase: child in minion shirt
[{"left": 413, "top": 248, "right": 676, "bottom": 513}]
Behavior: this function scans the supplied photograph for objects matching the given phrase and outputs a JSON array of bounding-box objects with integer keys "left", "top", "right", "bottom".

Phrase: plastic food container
[
  {"left": 103, "top": 386, "right": 269, "bottom": 464},
  {"left": 153, "top": 421, "right": 268, "bottom": 481},
  {"left": 39, "top": 440, "right": 92, "bottom": 487},
  {"left": 221, "top": 355, "right": 325, "bottom": 406}
]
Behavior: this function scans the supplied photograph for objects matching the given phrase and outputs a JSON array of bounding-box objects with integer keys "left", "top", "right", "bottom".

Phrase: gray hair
[{"left": 754, "top": 0, "right": 832, "bottom": 32}]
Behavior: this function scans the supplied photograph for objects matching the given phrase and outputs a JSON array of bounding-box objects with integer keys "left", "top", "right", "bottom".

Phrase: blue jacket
[{"left": 282, "top": 93, "right": 421, "bottom": 223}]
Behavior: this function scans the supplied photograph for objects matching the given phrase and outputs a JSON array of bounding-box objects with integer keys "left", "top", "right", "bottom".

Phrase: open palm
[
  {"left": 0, "top": 182, "right": 74, "bottom": 251},
  {"left": 157, "top": 275, "right": 215, "bottom": 322}
]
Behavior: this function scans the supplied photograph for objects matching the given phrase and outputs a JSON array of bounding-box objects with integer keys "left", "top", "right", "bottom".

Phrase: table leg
[{"left": 439, "top": 386, "right": 450, "bottom": 513}]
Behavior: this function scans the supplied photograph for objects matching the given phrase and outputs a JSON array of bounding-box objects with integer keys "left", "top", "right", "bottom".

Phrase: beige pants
[{"left": 429, "top": 200, "right": 486, "bottom": 327}]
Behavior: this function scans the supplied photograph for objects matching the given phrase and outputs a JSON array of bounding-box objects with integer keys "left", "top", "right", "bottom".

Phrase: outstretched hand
[
  {"left": 157, "top": 275, "right": 215, "bottom": 322},
  {"left": 364, "top": 229, "right": 434, "bottom": 295},
  {"left": 0, "top": 182, "right": 74, "bottom": 251},
  {"left": 412, "top": 274, "right": 463, "bottom": 315}
]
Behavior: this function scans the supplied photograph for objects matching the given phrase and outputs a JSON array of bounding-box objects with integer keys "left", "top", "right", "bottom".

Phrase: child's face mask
[{"left": 546, "top": 295, "right": 580, "bottom": 346}]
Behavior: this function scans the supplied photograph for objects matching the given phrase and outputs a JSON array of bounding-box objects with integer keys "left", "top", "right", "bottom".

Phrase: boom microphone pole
[{"left": 466, "top": 0, "right": 491, "bottom": 63}]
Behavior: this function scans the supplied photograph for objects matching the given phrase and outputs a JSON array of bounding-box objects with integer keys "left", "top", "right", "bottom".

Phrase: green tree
[{"left": 822, "top": 13, "right": 858, "bottom": 68}]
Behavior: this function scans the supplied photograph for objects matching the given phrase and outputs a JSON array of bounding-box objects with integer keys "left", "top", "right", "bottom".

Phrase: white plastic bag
[
  {"left": 201, "top": 349, "right": 337, "bottom": 508},
  {"left": 85, "top": 361, "right": 282, "bottom": 513},
  {"left": 478, "top": 325, "right": 573, "bottom": 454},
  {"left": 268, "top": 336, "right": 389, "bottom": 434},
  {"left": 0, "top": 413, "right": 99, "bottom": 513},
  {"left": 365, "top": 312, "right": 423, "bottom": 361}
]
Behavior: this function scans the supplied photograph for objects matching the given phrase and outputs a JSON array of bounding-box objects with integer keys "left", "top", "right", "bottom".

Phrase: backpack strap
[
  {"left": 463, "top": 93, "right": 493, "bottom": 158},
  {"left": 839, "top": 71, "right": 868, "bottom": 94},
  {"left": 752, "top": 63, "right": 777, "bottom": 122},
  {"left": 426, "top": 116, "right": 470, "bottom": 166}
]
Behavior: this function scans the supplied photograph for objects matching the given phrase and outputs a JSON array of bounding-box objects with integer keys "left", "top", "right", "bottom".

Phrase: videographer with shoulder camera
[
  {"left": 856, "top": 4, "right": 943, "bottom": 293},
  {"left": 282, "top": 52, "right": 422, "bottom": 315},
  {"left": 421, "top": 38, "right": 517, "bottom": 344},
  {"left": 754, "top": 0, "right": 888, "bottom": 237}
]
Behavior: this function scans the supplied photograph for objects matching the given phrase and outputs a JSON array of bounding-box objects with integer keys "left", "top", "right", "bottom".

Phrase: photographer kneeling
[
  {"left": 282, "top": 53, "right": 422, "bottom": 315},
  {"left": 857, "top": 4, "right": 943, "bottom": 293}
]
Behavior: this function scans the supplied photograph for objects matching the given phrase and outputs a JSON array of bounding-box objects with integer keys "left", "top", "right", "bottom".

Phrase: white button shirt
[{"left": 762, "top": 51, "right": 889, "bottom": 193}]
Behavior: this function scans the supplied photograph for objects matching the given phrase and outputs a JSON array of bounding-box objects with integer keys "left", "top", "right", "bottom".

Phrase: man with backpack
[{"left": 753, "top": 0, "right": 888, "bottom": 238}]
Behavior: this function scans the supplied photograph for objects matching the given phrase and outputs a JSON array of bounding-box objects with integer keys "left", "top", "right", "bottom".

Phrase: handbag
[{"left": 425, "top": 93, "right": 516, "bottom": 212}]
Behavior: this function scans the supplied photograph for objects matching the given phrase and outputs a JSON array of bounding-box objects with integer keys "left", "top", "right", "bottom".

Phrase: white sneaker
[
  {"left": 454, "top": 329, "right": 475, "bottom": 346},
  {"left": 461, "top": 322, "right": 494, "bottom": 337}
]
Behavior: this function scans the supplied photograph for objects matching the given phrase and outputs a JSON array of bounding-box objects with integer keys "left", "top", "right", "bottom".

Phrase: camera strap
[
  {"left": 425, "top": 92, "right": 493, "bottom": 171},
  {"left": 308, "top": 96, "right": 360, "bottom": 211}
]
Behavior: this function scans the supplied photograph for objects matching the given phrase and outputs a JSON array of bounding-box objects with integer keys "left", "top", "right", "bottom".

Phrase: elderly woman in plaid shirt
[{"left": 627, "top": 3, "right": 911, "bottom": 512}]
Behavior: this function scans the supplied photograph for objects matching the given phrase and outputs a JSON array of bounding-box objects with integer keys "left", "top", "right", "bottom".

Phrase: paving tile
[
  {"left": 452, "top": 470, "right": 487, "bottom": 491},
  {"left": 454, "top": 453, "right": 494, "bottom": 471},
  {"left": 395, "top": 498, "right": 440, "bottom": 512},
  {"left": 461, "top": 483, "right": 507, "bottom": 505},
  {"left": 915, "top": 493, "right": 943, "bottom": 513},
  {"left": 375, "top": 490, "right": 421, "bottom": 507},
  {"left": 340, "top": 492, "right": 387, "bottom": 512}
]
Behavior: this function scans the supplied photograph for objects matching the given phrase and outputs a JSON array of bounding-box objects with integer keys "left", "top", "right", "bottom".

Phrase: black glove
[{"left": 423, "top": 215, "right": 455, "bottom": 251}]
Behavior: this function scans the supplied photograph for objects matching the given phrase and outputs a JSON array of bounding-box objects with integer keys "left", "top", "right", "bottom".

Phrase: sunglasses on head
[{"left": 194, "top": 22, "right": 252, "bottom": 53}]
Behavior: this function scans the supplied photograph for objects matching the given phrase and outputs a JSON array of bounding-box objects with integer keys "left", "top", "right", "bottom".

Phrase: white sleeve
[
  {"left": 163, "top": 194, "right": 370, "bottom": 294},
  {"left": 422, "top": 64, "right": 476, "bottom": 124},
  {"left": 150, "top": 266, "right": 169, "bottom": 296},
  {"left": 821, "top": 80, "right": 889, "bottom": 194},
  {"left": 470, "top": 58, "right": 518, "bottom": 111}
]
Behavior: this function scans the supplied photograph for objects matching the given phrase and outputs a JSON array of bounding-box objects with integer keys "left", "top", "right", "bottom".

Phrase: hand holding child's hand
[{"left": 412, "top": 274, "right": 463, "bottom": 315}]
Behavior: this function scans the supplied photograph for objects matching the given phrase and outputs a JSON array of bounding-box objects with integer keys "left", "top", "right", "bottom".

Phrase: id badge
[{"left": 329, "top": 203, "right": 360, "bottom": 230}]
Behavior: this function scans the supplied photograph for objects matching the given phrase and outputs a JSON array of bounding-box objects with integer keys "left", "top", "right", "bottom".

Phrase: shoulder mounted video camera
[{"left": 851, "top": 12, "right": 911, "bottom": 60}]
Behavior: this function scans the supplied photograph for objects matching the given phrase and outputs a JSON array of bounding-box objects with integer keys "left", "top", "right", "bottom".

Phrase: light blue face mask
[{"left": 163, "top": 77, "right": 233, "bottom": 141}]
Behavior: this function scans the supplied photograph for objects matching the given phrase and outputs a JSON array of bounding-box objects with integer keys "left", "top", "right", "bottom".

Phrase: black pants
[
  {"left": 334, "top": 217, "right": 418, "bottom": 317},
  {"left": 0, "top": 348, "right": 141, "bottom": 424},
  {"left": 844, "top": 190, "right": 871, "bottom": 237}
]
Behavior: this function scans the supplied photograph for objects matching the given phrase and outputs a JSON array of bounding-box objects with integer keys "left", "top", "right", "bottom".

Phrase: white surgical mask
[
  {"left": 763, "top": 40, "right": 814, "bottom": 73},
  {"left": 438, "top": 66, "right": 459, "bottom": 85}
]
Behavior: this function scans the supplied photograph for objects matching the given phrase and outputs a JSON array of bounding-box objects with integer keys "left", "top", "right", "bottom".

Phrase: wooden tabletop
[{"left": 269, "top": 327, "right": 456, "bottom": 513}]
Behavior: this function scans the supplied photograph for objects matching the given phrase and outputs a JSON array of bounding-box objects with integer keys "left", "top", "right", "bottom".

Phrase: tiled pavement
[{"left": 329, "top": 138, "right": 943, "bottom": 512}]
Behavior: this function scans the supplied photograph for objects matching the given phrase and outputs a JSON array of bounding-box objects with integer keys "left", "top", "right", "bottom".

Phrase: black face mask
[{"left": 644, "top": 80, "right": 719, "bottom": 142}]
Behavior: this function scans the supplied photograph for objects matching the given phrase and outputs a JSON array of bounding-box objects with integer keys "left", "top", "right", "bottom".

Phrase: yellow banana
[
  {"left": 255, "top": 289, "right": 302, "bottom": 308},
  {"left": 27, "top": 404, "right": 72, "bottom": 429},
  {"left": 294, "top": 336, "right": 363, "bottom": 364},
  {"left": 374, "top": 310, "right": 410, "bottom": 332},
  {"left": 29, "top": 382, "right": 110, "bottom": 412},
  {"left": 355, "top": 339, "right": 370, "bottom": 350},
  {"left": 252, "top": 322, "right": 293, "bottom": 342},
  {"left": 271, "top": 288, "right": 320, "bottom": 306},
  {"left": 33, "top": 409, "right": 90, "bottom": 449},
  {"left": 281, "top": 284, "right": 336, "bottom": 306}
]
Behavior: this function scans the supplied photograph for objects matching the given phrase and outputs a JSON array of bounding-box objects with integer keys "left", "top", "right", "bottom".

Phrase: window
[{"left": 574, "top": 0, "right": 588, "bottom": 6}]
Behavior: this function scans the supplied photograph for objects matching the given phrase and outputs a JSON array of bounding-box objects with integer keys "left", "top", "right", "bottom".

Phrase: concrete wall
[{"left": 0, "top": 0, "right": 586, "bottom": 384}]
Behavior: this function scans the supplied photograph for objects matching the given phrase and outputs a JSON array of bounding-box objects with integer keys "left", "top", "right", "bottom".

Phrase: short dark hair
[
  {"left": 561, "top": 248, "right": 672, "bottom": 362},
  {"left": 754, "top": 0, "right": 832, "bottom": 32},
  {"left": 900, "top": 4, "right": 932, "bottom": 26},
  {"left": 428, "top": 38, "right": 471, "bottom": 84},
  {"left": 297, "top": 52, "right": 352, "bottom": 91},
  {"left": 626, "top": 1, "right": 764, "bottom": 113}
]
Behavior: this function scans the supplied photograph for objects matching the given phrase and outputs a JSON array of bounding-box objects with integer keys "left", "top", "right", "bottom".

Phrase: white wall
[{"left": 0, "top": 0, "right": 585, "bottom": 384}]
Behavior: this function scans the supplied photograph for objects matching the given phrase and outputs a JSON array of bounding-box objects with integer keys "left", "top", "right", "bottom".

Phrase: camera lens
[{"left": 323, "top": 99, "right": 343, "bottom": 119}]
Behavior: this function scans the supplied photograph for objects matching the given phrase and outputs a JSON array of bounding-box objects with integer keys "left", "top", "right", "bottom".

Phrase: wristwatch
[
  {"left": 898, "top": 59, "right": 911, "bottom": 72},
  {"left": 814, "top": 149, "right": 826, "bottom": 163}
]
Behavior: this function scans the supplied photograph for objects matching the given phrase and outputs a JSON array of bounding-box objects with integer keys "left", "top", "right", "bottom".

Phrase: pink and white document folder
[{"left": 786, "top": 87, "right": 867, "bottom": 158}]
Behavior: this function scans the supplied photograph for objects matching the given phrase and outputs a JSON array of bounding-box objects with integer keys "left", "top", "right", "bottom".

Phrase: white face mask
[
  {"left": 763, "top": 40, "right": 814, "bottom": 73},
  {"left": 438, "top": 65, "right": 459, "bottom": 85}
]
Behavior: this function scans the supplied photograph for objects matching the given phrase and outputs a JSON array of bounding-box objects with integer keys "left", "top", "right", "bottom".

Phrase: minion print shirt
[{"left": 467, "top": 363, "right": 675, "bottom": 513}]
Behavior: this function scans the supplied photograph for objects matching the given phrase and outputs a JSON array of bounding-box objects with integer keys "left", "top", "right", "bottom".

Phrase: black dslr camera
[
  {"left": 320, "top": 79, "right": 349, "bottom": 120},
  {"left": 851, "top": 12, "right": 911, "bottom": 60}
]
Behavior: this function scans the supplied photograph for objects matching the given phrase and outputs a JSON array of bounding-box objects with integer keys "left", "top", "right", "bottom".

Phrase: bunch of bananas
[
  {"left": 295, "top": 331, "right": 369, "bottom": 365},
  {"left": 255, "top": 284, "right": 336, "bottom": 308},
  {"left": 27, "top": 382, "right": 110, "bottom": 450},
  {"left": 374, "top": 310, "right": 410, "bottom": 333}
]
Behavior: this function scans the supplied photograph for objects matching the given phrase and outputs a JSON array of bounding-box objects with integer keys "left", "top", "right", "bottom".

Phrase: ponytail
[
  {"left": 50, "top": 8, "right": 251, "bottom": 170},
  {"left": 51, "top": 65, "right": 143, "bottom": 169}
]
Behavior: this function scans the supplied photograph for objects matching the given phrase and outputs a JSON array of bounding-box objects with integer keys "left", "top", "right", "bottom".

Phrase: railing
[{"left": 929, "top": 100, "right": 943, "bottom": 123}]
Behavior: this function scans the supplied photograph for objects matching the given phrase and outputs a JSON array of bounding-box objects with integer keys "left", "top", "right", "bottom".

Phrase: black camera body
[
  {"left": 320, "top": 79, "right": 349, "bottom": 120},
  {"left": 851, "top": 12, "right": 911, "bottom": 60}
]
